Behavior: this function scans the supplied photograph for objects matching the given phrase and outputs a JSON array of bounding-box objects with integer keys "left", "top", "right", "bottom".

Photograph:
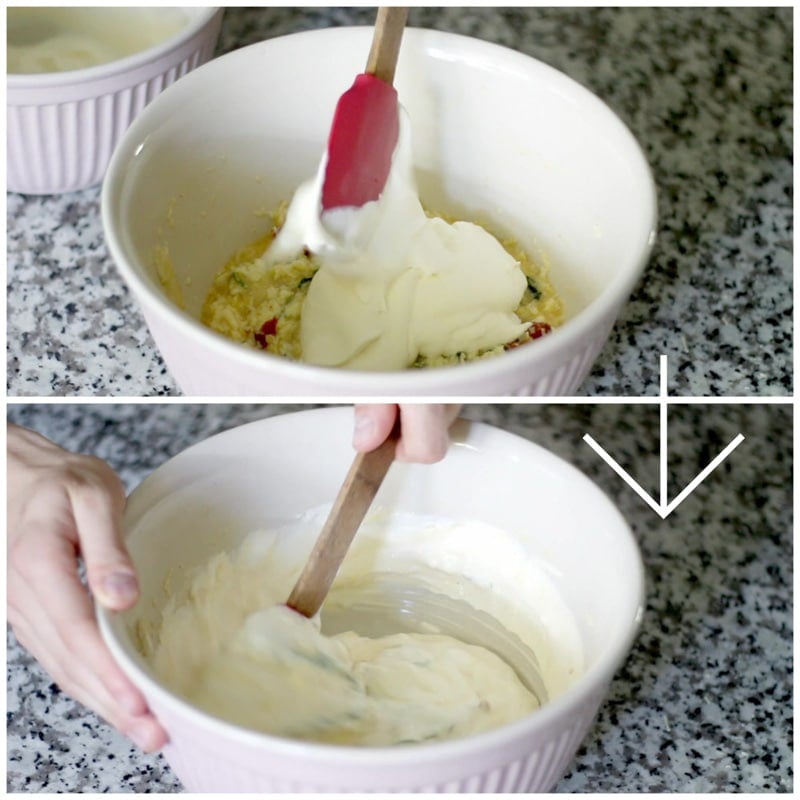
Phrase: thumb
[
  {"left": 353, "top": 404, "right": 399, "bottom": 452},
  {"left": 68, "top": 467, "right": 139, "bottom": 610}
]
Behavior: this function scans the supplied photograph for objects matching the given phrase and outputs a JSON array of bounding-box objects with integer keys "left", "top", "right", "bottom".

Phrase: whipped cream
[{"left": 265, "top": 111, "right": 529, "bottom": 370}]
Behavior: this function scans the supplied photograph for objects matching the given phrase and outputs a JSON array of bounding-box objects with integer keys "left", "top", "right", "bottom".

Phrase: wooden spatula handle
[
  {"left": 365, "top": 7, "right": 409, "bottom": 84},
  {"left": 286, "top": 425, "right": 400, "bottom": 618}
]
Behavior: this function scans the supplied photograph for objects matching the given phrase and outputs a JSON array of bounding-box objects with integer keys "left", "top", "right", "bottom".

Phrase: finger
[
  {"left": 13, "top": 531, "right": 147, "bottom": 720},
  {"left": 123, "top": 714, "right": 169, "bottom": 753},
  {"left": 352, "top": 404, "right": 399, "bottom": 452},
  {"left": 12, "top": 596, "right": 167, "bottom": 753},
  {"left": 65, "top": 463, "right": 138, "bottom": 610},
  {"left": 55, "top": 647, "right": 166, "bottom": 753},
  {"left": 396, "top": 404, "right": 461, "bottom": 464},
  {"left": 8, "top": 476, "right": 166, "bottom": 753}
]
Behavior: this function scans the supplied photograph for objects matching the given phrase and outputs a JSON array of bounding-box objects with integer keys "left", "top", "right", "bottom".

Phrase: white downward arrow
[{"left": 583, "top": 355, "right": 745, "bottom": 519}]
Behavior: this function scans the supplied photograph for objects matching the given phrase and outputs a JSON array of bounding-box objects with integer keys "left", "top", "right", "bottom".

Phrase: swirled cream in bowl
[
  {"left": 139, "top": 508, "right": 580, "bottom": 746},
  {"left": 98, "top": 408, "right": 644, "bottom": 792}
]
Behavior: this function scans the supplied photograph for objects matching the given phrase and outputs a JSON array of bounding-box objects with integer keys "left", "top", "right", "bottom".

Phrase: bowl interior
[
  {"left": 108, "top": 27, "right": 655, "bottom": 329},
  {"left": 107, "top": 408, "right": 644, "bottom": 717}
]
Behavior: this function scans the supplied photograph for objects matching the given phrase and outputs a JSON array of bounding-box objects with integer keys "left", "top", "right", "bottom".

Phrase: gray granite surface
[
  {"left": 6, "top": 402, "right": 792, "bottom": 792},
  {"left": 5, "top": 7, "right": 792, "bottom": 397}
]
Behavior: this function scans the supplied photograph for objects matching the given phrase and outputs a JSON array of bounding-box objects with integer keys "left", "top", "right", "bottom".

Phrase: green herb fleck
[
  {"left": 525, "top": 277, "right": 541, "bottom": 299},
  {"left": 231, "top": 272, "right": 247, "bottom": 289}
]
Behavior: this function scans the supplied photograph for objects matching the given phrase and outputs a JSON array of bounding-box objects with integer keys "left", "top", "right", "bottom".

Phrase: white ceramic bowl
[
  {"left": 102, "top": 26, "right": 657, "bottom": 397},
  {"left": 98, "top": 407, "right": 644, "bottom": 792},
  {"left": 7, "top": 7, "right": 223, "bottom": 195}
]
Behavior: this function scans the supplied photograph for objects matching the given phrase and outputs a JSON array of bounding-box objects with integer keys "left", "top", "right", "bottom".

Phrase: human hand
[
  {"left": 352, "top": 404, "right": 461, "bottom": 463},
  {"left": 6, "top": 424, "right": 167, "bottom": 752}
]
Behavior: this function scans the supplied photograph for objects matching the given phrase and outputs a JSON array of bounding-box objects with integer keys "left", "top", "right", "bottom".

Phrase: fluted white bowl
[
  {"left": 98, "top": 407, "right": 645, "bottom": 792},
  {"left": 102, "top": 26, "right": 657, "bottom": 397},
  {"left": 7, "top": 7, "right": 223, "bottom": 195}
]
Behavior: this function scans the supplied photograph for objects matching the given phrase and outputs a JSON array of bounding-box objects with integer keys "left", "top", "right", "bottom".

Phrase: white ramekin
[
  {"left": 7, "top": 8, "right": 224, "bottom": 195},
  {"left": 98, "top": 407, "right": 645, "bottom": 792}
]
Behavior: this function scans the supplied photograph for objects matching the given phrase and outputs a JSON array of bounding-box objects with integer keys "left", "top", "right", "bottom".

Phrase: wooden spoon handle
[
  {"left": 286, "top": 424, "right": 400, "bottom": 618},
  {"left": 365, "top": 7, "right": 408, "bottom": 84}
]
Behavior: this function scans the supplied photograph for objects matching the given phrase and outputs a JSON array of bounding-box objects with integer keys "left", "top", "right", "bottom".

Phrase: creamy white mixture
[
  {"left": 143, "top": 509, "right": 582, "bottom": 747},
  {"left": 264, "top": 112, "right": 530, "bottom": 370},
  {"left": 7, "top": 8, "right": 188, "bottom": 74}
]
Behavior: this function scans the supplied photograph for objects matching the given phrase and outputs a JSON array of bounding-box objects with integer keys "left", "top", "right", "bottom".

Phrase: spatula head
[{"left": 321, "top": 73, "right": 400, "bottom": 212}]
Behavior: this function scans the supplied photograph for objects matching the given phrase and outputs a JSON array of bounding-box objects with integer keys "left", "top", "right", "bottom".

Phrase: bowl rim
[
  {"left": 97, "top": 407, "right": 646, "bottom": 766},
  {"left": 6, "top": 6, "right": 222, "bottom": 90},
  {"left": 101, "top": 25, "right": 658, "bottom": 392}
]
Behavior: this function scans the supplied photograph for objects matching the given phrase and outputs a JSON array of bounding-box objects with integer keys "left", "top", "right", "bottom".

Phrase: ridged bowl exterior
[
  {"left": 147, "top": 691, "right": 604, "bottom": 792},
  {"left": 7, "top": 9, "right": 223, "bottom": 194},
  {"left": 97, "top": 409, "right": 646, "bottom": 793}
]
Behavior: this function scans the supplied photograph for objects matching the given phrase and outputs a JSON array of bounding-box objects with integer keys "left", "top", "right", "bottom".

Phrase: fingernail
[
  {"left": 128, "top": 719, "right": 155, "bottom": 751},
  {"left": 352, "top": 411, "right": 374, "bottom": 448},
  {"left": 102, "top": 572, "right": 138, "bottom": 604}
]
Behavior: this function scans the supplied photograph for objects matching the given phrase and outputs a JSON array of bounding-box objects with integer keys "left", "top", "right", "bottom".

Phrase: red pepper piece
[
  {"left": 528, "top": 321, "right": 552, "bottom": 340},
  {"left": 505, "top": 322, "right": 553, "bottom": 350},
  {"left": 254, "top": 317, "right": 279, "bottom": 349}
]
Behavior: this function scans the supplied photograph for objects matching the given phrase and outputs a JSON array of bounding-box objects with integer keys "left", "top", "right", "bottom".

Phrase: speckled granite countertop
[
  {"left": 6, "top": 402, "right": 791, "bottom": 792},
  {"left": 6, "top": 7, "right": 792, "bottom": 397}
]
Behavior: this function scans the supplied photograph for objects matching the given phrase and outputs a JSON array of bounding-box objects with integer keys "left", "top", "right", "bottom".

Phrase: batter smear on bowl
[{"left": 199, "top": 112, "right": 563, "bottom": 370}]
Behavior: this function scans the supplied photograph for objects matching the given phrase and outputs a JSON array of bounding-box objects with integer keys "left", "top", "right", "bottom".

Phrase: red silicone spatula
[{"left": 321, "top": 7, "right": 409, "bottom": 212}]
